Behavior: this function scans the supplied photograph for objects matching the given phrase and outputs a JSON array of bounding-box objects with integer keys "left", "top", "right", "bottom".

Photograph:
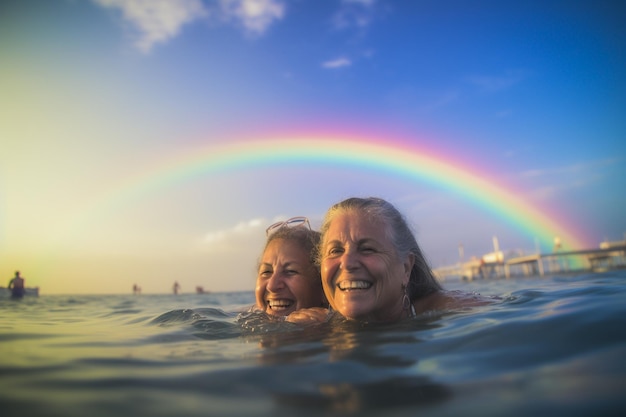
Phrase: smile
[
  {"left": 337, "top": 280, "right": 372, "bottom": 291},
  {"left": 266, "top": 299, "right": 294, "bottom": 310}
]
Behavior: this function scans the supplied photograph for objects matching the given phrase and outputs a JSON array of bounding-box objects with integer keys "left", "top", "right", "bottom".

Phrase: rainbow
[{"left": 79, "top": 133, "right": 590, "bottom": 252}]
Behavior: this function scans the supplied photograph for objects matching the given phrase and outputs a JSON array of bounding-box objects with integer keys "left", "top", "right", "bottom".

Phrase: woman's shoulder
[{"left": 285, "top": 307, "right": 330, "bottom": 324}]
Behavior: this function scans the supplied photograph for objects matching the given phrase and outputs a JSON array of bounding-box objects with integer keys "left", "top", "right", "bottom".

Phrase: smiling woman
[
  {"left": 255, "top": 217, "right": 327, "bottom": 317},
  {"left": 315, "top": 197, "right": 491, "bottom": 322}
]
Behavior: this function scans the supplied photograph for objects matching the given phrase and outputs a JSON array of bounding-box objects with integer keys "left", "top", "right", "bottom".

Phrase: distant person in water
[
  {"left": 8, "top": 271, "right": 25, "bottom": 299},
  {"left": 133, "top": 284, "right": 141, "bottom": 295},
  {"left": 173, "top": 281, "right": 181, "bottom": 295},
  {"left": 288, "top": 197, "right": 490, "bottom": 324},
  {"left": 255, "top": 216, "right": 327, "bottom": 318}
]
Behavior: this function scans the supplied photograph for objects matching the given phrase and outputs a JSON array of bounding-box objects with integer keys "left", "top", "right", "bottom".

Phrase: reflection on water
[
  {"left": 1, "top": 274, "right": 626, "bottom": 416},
  {"left": 243, "top": 315, "right": 452, "bottom": 414},
  {"left": 277, "top": 376, "right": 451, "bottom": 414}
]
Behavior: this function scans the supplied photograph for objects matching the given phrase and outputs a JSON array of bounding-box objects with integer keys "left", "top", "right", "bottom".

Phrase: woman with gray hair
[{"left": 288, "top": 197, "right": 487, "bottom": 323}]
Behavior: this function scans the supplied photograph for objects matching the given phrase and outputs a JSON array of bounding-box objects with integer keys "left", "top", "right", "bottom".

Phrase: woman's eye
[
  {"left": 259, "top": 270, "right": 272, "bottom": 278},
  {"left": 327, "top": 247, "right": 344, "bottom": 256},
  {"left": 360, "top": 246, "right": 376, "bottom": 254}
]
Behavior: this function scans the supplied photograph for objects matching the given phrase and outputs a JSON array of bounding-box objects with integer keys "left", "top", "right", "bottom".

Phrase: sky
[{"left": 1, "top": 0, "right": 625, "bottom": 295}]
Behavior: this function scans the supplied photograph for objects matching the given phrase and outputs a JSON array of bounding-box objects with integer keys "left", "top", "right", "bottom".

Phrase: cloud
[
  {"left": 202, "top": 214, "right": 298, "bottom": 244},
  {"left": 332, "top": 0, "right": 378, "bottom": 30},
  {"left": 467, "top": 69, "right": 529, "bottom": 92},
  {"left": 528, "top": 184, "right": 568, "bottom": 200},
  {"left": 94, "top": 0, "right": 207, "bottom": 53},
  {"left": 201, "top": 214, "right": 299, "bottom": 258},
  {"left": 219, "top": 0, "right": 286, "bottom": 35},
  {"left": 518, "top": 168, "right": 546, "bottom": 178},
  {"left": 420, "top": 90, "right": 460, "bottom": 112},
  {"left": 203, "top": 217, "right": 265, "bottom": 245},
  {"left": 93, "top": 0, "right": 285, "bottom": 53},
  {"left": 519, "top": 158, "right": 619, "bottom": 179},
  {"left": 322, "top": 57, "right": 352, "bottom": 69},
  {"left": 518, "top": 158, "right": 619, "bottom": 200}
]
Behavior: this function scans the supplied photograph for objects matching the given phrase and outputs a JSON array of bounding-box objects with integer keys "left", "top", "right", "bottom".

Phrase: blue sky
[{"left": 1, "top": 0, "right": 624, "bottom": 294}]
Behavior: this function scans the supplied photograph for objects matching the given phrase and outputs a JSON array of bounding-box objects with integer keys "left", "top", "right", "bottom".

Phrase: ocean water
[{"left": 1, "top": 271, "right": 626, "bottom": 417}]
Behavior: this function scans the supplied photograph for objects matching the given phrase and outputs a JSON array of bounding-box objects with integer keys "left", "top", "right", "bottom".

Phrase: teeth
[
  {"left": 338, "top": 281, "right": 372, "bottom": 291},
  {"left": 267, "top": 299, "right": 293, "bottom": 308}
]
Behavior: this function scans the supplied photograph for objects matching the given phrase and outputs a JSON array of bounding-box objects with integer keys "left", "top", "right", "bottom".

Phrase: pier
[{"left": 434, "top": 240, "right": 626, "bottom": 281}]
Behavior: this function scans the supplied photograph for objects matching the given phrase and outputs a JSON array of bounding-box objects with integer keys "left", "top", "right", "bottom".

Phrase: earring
[
  {"left": 402, "top": 293, "right": 411, "bottom": 310},
  {"left": 402, "top": 283, "right": 415, "bottom": 318}
]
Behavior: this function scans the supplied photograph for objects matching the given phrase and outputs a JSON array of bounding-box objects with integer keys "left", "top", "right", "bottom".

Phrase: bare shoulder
[{"left": 285, "top": 307, "right": 330, "bottom": 325}]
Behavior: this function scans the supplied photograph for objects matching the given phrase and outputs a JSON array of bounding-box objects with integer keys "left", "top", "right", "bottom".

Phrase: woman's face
[
  {"left": 255, "top": 238, "right": 323, "bottom": 316},
  {"left": 320, "top": 211, "right": 413, "bottom": 322}
]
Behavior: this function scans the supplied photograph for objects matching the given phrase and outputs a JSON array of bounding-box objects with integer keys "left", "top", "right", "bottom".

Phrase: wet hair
[
  {"left": 318, "top": 197, "right": 442, "bottom": 301},
  {"left": 262, "top": 226, "right": 322, "bottom": 274}
]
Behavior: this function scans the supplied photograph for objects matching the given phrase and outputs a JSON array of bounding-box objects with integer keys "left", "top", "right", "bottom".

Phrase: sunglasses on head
[{"left": 266, "top": 216, "right": 311, "bottom": 236}]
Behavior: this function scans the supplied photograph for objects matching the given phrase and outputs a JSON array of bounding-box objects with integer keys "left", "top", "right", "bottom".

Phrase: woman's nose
[
  {"left": 340, "top": 248, "right": 359, "bottom": 270},
  {"left": 266, "top": 272, "right": 285, "bottom": 291}
]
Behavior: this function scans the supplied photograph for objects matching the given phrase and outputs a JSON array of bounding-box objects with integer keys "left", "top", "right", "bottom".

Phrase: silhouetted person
[
  {"left": 173, "top": 281, "right": 181, "bottom": 295},
  {"left": 133, "top": 284, "right": 141, "bottom": 295},
  {"left": 8, "top": 271, "right": 25, "bottom": 299}
]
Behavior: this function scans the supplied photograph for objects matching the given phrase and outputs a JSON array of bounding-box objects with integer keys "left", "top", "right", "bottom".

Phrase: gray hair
[
  {"left": 262, "top": 226, "right": 322, "bottom": 272},
  {"left": 318, "top": 197, "right": 442, "bottom": 301}
]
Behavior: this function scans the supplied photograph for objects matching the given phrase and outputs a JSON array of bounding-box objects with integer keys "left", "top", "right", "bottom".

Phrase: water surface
[{"left": 1, "top": 271, "right": 625, "bottom": 416}]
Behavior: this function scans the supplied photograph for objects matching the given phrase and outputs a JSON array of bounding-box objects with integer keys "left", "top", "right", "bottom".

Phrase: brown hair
[{"left": 262, "top": 225, "right": 322, "bottom": 274}]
